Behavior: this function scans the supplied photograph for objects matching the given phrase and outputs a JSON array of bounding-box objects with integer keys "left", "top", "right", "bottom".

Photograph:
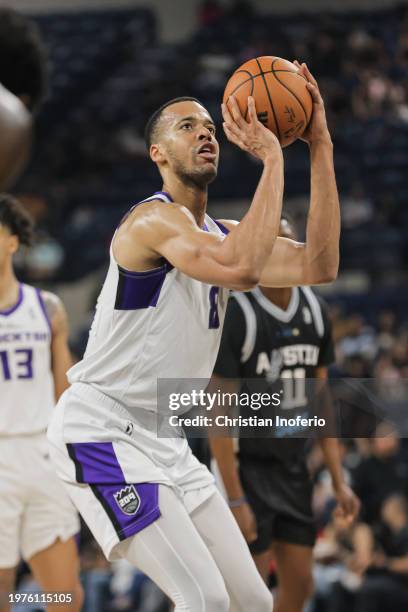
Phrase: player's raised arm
[
  {"left": 143, "top": 97, "right": 284, "bottom": 290},
  {"left": 42, "top": 291, "right": 73, "bottom": 401},
  {"left": 221, "top": 64, "right": 340, "bottom": 288}
]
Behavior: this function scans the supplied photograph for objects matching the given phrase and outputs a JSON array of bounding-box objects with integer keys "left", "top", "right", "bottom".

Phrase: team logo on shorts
[{"left": 114, "top": 485, "right": 141, "bottom": 515}]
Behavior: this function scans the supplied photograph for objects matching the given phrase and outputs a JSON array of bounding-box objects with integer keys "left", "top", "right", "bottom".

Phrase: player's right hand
[
  {"left": 231, "top": 501, "right": 258, "bottom": 544},
  {"left": 222, "top": 95, "right": 282, "bottom": 163}
]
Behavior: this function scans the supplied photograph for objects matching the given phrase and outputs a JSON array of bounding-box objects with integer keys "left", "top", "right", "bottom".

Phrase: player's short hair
[
  {"left": 0, "top": 8, "right": 48, "bottom": 113},
  {"left": 144, "top": 96, "right": 204, "bottom": 150},
  {"left": 0, "top": 194, "right": 34, "bottom": 246}
]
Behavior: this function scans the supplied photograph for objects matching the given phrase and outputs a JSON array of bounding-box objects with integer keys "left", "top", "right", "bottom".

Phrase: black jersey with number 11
[{"left": 214, "top": 286, "right": 335, "bottom": 463}]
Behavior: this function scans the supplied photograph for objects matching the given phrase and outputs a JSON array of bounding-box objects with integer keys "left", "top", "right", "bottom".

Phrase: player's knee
[
  {"left": 238, "top": 585, "right": 273, "bottom": 612},
  {"left": 181, "top": 578, "right": 229, "bottom": 612},
  {"left": 203, "top": 587, "right": 230, "bottom": 612}
]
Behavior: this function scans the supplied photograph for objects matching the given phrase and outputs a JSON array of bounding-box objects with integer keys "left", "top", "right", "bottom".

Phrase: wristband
[{"left": 228, "top": 496, "right": 247, "bottom": 508}]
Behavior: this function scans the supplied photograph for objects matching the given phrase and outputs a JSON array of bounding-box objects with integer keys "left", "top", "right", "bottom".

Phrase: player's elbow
[{"left": 309, "top": 264, "right": 338, "bottom": 285}]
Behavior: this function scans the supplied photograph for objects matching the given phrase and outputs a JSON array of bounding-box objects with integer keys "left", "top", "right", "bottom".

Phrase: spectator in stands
[{"left": 352, "top": 424, "right": 408, "bottom": 526}]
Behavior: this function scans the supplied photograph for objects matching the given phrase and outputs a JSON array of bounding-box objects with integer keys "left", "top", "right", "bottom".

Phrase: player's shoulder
[
  {"left": 40, "top": 290, "right": 66, "bottom": 325},
  {"left": 125, "top": 198, "right": 199, "bottom": 234},
  {"left": 300, "top": 286, "right": 330, "bottom": 314},
  {"left": 227, "top": 290, "right": 255, "bottom": 324}
]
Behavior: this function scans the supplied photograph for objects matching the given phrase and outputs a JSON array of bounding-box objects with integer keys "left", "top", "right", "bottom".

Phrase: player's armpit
[{"left": 42, "top": 291, "right": 72, "bottom": 401}]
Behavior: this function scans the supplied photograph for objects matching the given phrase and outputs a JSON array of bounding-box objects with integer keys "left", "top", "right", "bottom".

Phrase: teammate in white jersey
[
  {"left": 48, "top": 63, "right": 340, "bottom": 612},
  {"left": 0, "top": 195, "right": 83, "bottom": 612}
]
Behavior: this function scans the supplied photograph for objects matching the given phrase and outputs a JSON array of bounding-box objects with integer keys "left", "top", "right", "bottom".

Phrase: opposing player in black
[{"left": 210, "top": 218, "right": 360, "bottom": 612}]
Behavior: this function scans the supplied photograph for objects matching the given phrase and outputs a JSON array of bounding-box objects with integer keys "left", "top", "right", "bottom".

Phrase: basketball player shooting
[{"left": 48, "top": 63, "right": 339, "bottom": 612}]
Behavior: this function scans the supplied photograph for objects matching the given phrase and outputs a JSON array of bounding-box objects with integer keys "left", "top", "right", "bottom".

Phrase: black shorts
[{"left": 239, "top": 455, "right": 316, "bottom": 554}]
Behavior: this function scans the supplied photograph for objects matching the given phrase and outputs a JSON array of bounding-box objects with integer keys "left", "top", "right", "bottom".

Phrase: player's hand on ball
[
  {"left": 294, "top": 61, "right": 331, "bottom": 146},
  {"left": 222, "top": 95, "right": 282, "bottom": 162},
  {"left": 231, "top": 501, "right": 258, "bottom": 544}
]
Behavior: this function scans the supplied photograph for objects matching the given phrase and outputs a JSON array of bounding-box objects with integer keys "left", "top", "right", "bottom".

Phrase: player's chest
[{"left": 247, "top": 313, "right": 320, "bottom": 378}]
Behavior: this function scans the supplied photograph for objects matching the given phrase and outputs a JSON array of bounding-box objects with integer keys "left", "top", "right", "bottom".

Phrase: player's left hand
[
  {"left": 293, "top": 61, "right": 331, "bottom": 146},
  {"left": 333, "top": 483, "right": 361, "bottom": 529}
]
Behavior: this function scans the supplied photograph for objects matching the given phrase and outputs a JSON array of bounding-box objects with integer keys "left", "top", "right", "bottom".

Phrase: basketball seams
[
  {"left": 255, "top": 58, "right": 281, "bottom": 141},
  {"left": 225, "top": 59, "right": 312, "bottom": 144},
  {"left": 227, "top": 69, "right": 303, "bottom": 98},
  {"left": 271, "top": 58, "right": 309, "bottom": 127}
]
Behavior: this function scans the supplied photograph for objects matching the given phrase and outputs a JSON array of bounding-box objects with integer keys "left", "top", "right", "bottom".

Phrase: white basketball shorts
[
  {"left": 0, "top": 432, "right": 80, "bottom": 568},
  {"left": 47, "top": 382, "right": 216, "bottom": 561}
]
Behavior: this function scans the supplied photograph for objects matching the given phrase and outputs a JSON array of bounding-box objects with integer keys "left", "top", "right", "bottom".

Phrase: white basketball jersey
[
  {"left": 0, "top": 283, "right": 55, "bottom": 435},
  {"left": 68, "top": 192, "right": 230, "bottom": 412}
]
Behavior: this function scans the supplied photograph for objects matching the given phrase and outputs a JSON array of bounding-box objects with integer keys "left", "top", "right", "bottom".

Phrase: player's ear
[
  {"left": 150, "top": 143, "right": 166, "bottom": 164},
  {"left": 8, "top": 234, "right": 19, "bottom": 255}
]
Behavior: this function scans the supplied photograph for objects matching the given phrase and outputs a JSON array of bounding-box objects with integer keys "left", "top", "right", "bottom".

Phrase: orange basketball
[{"left": 223, "top": 56, "right": 313, "bottom": 148}]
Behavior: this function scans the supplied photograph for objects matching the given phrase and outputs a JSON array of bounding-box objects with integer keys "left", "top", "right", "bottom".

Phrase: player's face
[
  {"left": 157, "top": 101, "right": 219, "bottom": 187},
  {"left": 0, "top": 225, "right": 18, "bottom": 270}
]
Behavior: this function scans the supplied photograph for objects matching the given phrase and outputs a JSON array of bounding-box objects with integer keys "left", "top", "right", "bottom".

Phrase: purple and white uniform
[
  {"left": 0, "top": 283, "right": 54, "bottom": 435},
  {"left": 47, "top": 192, "right": 230, "bottom": 560},
  {"left": 0, "top": 284, "right": 79, "bottom": 568}
]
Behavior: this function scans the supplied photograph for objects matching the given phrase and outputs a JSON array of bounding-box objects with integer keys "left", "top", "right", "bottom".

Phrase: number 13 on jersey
[{"left": 0, "top": 349, "right": 33, "bottom": 381}]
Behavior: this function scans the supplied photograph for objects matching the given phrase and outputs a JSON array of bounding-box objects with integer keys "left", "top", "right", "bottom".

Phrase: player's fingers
[
  {"left": 223, "top": 119, "right": 243, "bottom": 140},
  {"left": 221, "top": 102, "right": 234, "bottom": 125},
  {"left": 228, "top": 95, "right": 246, "bottom": 127},
  {"left": 306, "top": 82, "right": 322, "bottom": 104},
  {"left": 246, "top": 96, "right": 258, "bottom": 125},
  {"left": 303, "top": 63, "right": 318, "bottom": 88},
  {"left": 223, "top": 123, "right": 247, "bottom": 150}
]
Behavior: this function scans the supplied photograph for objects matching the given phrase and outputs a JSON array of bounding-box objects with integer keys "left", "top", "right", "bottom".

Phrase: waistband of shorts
[{"left": 69, "top": 382, "right": 161, "bottom": 433}]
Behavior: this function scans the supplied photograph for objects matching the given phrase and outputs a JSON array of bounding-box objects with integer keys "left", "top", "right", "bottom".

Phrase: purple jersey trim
[
  {"left": 114, "top": 263, "right": 171, "bottom": 310},
  {"left": 213, "top": 219, "right": 230, "bottom": 235},
  {"left": 118, "top": 190, "right": 174, "bottom": 228},
  {"left": 0, "top": 284, "right": 23, "bottom": 316},
  {"left": 35, "top": 288, "right": 52, "bottom": 332}
]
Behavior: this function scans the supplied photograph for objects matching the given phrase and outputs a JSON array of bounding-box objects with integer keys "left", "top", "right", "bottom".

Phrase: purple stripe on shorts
[
  {"left": 114, "top": 264, "right": 168, "bottom": 310},
  {"left": 91, "top": 482, "right": 161, "bottom": 541},
  {"left": 67, "top": 442, "right": 125, "bottom": 484}
]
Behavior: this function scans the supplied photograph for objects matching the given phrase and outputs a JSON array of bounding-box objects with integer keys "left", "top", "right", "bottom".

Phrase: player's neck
[
  {"left": 259, "top": 286, "right": 293, "bottom": 311},
  {"left": 162, "top": 180, "right": 208, "bottom": 228},
  {"left": 0, "top": 264, "right": 19, "bottom": 311}
]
